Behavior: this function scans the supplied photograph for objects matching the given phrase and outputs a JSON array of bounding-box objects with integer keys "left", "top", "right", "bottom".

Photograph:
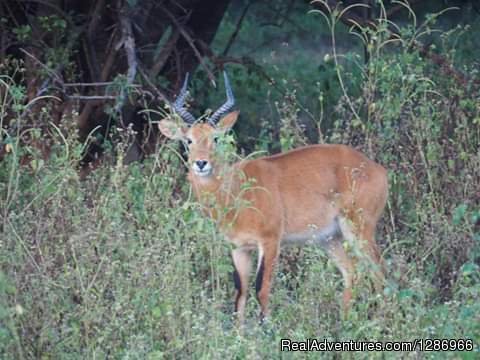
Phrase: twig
[
  {"left": 69, "top": 95, "right": 117, "bottom": 100},
  {"left": 114, "top": 4, "right": 138, "bottom": 115},
  {"left": 184, "top": 39, "right": 288, "bottom": 108},
  {"left": 161, "top": 6, "right": 216, "bottom": 86},
  {"left": 0, "top": 4, "right": 5, "bottom": 63},
  {"left": 77, "top": 30, "right": 120, "bottom": 134},
  {"left": 202, "top": 45, "right": 282, "bottom": 94},
  {"left": 63, "top": 82, "right": 140, "bottom": 87},
  {"left": 279, "top": 0, "right": 296, "bottom": 27},
  {"left": 88, "top": 0, "right": 106, "bottom": 37},
  {"left": 150, "top": 27, "right": 180, "bottom": 77},
  {"left": 386, "top": 0, "right": 423, "bottom": 18},
  {"left": 82, "top": 37, "right": 99, "bottom": 82},
  {"left": 222, "top": 1, "right": 253, "bottom": 56},
  {"left": 101, "top": 29, "right": 119, "bottom": 81},
  {"left": 472, "top": 1, "right": 480, "bottom": 15},
  {"left": 82, "top": 0, "right": 106, "bottom": 83},
  {"left": 260, "top": 0, "right": 296, "bottom": 28},
  {"left": 137, "top": 65, "right": 170, "bottom": 103},
  {"left": 19, "top": 48, "right": 62, "bottom": 83},
  {"left": 21, "top": 0, "right": 70, "bottom": 22}
]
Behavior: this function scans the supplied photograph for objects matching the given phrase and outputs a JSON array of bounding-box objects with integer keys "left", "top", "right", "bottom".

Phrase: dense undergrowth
[{"left": 1, "top": 3, "right": 480, "bottom": 359}]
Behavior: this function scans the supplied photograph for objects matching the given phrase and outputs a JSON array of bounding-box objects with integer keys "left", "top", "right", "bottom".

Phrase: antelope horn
[
  {"left": 208, "top": 71, "right": 235, "bottom": 125},
  {"left": 172, "top": 73, "right": 196, "bottom": 124}
]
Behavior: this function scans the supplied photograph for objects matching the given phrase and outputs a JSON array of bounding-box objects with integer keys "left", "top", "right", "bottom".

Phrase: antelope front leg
[
  {"left": 232, "top": 247, "right": 252, "bottom": 326},
  {"left": 255, "top": 243, "right": 279, "bottom": 322}
]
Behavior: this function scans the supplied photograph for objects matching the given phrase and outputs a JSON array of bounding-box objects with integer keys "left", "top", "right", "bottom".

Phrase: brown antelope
[{"left": 158, "top": 72, "right": 388, "bottom": 325}]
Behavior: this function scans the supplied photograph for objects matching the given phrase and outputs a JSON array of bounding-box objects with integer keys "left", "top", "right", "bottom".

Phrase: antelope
[{"left": 158, "top": 72, "right": 388, "bottom": 325}]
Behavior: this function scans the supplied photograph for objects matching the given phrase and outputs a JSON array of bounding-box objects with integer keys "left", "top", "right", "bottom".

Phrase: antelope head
[{"left": 158, "top": 72, "right": 239, "bottom": 178}]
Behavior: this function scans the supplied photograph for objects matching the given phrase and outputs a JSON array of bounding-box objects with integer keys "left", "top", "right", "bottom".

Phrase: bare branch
[
  {"left": 161, "top": 6, "right": 216, "bottom": 86},
  {"left": 77, "top": 30, "right": 120, "bottom": 134},
  {"left": 386, "top": 0, "right": 423, "bottom": 18},
  {"left": 19, "top": 48, "right": 63, "bottom": 83},
  {"left": 88, "top": 0, "right": 107, "bottom": 37},
  {"left": 101, "top": 29, "right": 120, "bottom": 82},
  {"left": 137, "top": 65, "right": 170, "bottom": 104},
  {"left": 200, "top": 43, "right": 283, "bottom": 94},
  {"left": 150, "top": 28, "right": 180, "bottom": 78},
  {"left": 63, "top": 82, "right": 139, "bottom": 87},
  {"left": 69, "top": 95, "right": 117, "bottom": 100},
  {"left": 222, "top": 1, "right": 253, "bottom": 56},
  {"left": 114, "top": 4, "right": 138, "bottom": 115}
]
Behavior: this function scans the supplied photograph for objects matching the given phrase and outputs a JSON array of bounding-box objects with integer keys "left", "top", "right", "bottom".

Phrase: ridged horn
[
  {"left": 208, "top": 71, "right": 235, "bottom": 125},
  {"left": 172, "top": 73, "right": 196, "bottom": 124}
]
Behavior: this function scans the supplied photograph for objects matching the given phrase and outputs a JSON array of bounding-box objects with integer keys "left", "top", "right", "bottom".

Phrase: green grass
[{"left": 0, "top": 128, "right": 478, "bottom": 358}]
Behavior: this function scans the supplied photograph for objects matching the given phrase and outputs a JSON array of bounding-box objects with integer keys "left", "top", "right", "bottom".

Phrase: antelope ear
[
  {"left": 158, "top": 119, "right": 186, "bottom": 140},
  {"left": 217, "top": 111, "right": 239, "bottom": 133}
]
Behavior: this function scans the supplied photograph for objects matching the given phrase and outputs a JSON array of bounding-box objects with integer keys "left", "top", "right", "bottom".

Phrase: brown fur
[{"left": 159, "top": 111, "right": 388, "bottom": 325}]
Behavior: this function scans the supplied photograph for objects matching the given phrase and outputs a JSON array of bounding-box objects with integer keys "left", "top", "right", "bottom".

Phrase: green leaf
[
  {"left": 453, "top": 204, "right": 468, "bottom": 225},
  {"left": 460, "top": 262, "right": 479, "bottom": 277}
]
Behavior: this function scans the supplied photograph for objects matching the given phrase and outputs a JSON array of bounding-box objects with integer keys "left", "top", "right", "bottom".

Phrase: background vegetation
[{"left": 1, "top": 0, "right": 479, "bottom": 358}]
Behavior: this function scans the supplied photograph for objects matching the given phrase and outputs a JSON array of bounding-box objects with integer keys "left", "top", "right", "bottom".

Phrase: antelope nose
[{"left": 195, "top": 160, "right": 208, "bottom": 170}]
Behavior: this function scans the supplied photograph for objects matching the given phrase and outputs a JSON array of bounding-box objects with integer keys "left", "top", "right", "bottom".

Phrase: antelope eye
[
  {"left": 186, "top": 138, "right": 193, "bottom": 145},
  {"left": 213, "top": 136, "right": 219, "bottom": 144}
]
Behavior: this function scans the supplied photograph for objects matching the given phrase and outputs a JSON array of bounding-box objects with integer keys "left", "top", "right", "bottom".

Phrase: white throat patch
[{"left": 192, "top": 163, "right": 213, "bottom": 177}]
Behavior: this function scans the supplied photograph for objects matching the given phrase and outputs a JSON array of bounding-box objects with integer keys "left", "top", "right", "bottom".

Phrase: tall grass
[{"left": 1, "top": 4, "right": 480, "bottom": 359}]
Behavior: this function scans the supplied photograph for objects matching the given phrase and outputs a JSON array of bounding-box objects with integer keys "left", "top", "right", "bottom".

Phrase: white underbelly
[{"left": 282, "top": 218, "right": 341, "bottom": 247}]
